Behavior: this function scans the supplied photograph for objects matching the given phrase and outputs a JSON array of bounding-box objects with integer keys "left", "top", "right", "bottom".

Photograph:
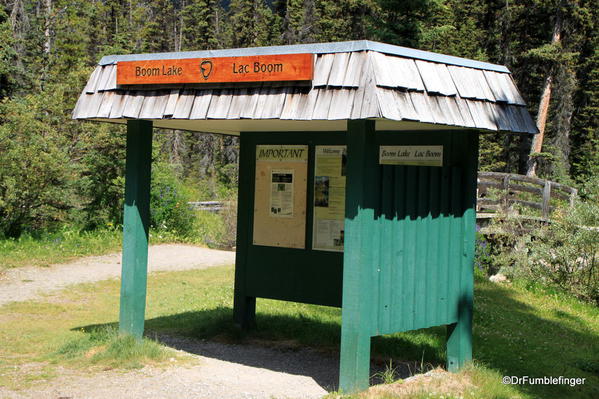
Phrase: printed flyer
[
  {"left": 313, "top": 146, "right": 346, "bottom": 252},
  {"left": 270, "top": 170, "right": 294, "bottom": 217}
]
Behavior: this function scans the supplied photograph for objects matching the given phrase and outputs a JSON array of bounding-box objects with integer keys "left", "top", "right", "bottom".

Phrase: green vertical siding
[{"left": 373, "top": 164, "right": 463, "bottom": 335}]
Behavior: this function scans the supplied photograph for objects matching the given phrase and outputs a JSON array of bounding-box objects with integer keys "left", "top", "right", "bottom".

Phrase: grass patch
[
  {"left": 328, "top": 363, "right": 523, "bottom": 399},
  {"left": 0, "top": 228, "right": 123, "bottom": 270},
  {"left": 53, "top": 326, "right": 168, "bottom": 369},
  {"left": 0, "top": 265, "right": 597, "bottom": 398}
]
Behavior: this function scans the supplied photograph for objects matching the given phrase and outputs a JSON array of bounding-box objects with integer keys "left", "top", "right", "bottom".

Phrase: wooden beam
[
  {"left": 119, "top": 119, "right": 153, "bottom": 338},
  {"left": 339, "top": 120, "right": 377, "bottom": 393}
]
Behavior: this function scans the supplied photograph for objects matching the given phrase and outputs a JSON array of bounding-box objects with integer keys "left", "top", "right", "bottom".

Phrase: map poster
[
  {"left": 313, "top": 146, "right": 346, "bottom": 252},
  {"left": 270, "top": 170, "right": 294, "bottom": 217}
]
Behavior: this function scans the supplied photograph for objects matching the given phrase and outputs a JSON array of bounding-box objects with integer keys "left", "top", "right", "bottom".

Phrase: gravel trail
[
  {"left": 0, "top": 244, "right": 334, "bottom": 399},
  {"left": 0, "top": 244, "right": 235, "bottom": 305}
]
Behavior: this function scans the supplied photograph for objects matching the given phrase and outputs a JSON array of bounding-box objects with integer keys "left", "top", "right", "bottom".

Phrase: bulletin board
[
  {"left": 253, "top": 145, "right": 308, "bottom": 248},
  {"left": 313, "top": 145, "right": 347, "bottom": 252}
]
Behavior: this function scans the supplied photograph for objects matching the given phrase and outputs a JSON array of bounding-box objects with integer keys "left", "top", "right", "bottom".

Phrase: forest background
[{"left": 0, "top": 0, "right": 597, "bottom": 242}]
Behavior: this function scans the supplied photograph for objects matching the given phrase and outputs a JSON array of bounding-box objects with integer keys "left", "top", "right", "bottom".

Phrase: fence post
[
  {"left": 542, "top": 181, "right": 551, "bottom": 219},
  {"left": 502, "top": 174, "right": 510, "bottom": 212}
]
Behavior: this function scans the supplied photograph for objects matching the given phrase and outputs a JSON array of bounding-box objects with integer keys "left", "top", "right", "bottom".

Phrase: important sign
[
  {"left": 379, "top": 145, "right": 444, "bottom": 167},
  {"left": 117, "top": 54, "right": 313, "bottom": 85}
]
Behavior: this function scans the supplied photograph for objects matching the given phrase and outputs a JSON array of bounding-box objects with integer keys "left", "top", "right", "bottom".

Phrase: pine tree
[{"left": 181, "top": 0, "right": 222, "bottom": 50}]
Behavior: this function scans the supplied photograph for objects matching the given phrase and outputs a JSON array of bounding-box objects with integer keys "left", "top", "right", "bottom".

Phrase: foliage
[
  {"left": 0, "top": 227, "right": 122, "bottom": 270},
  {"left": 0, "top": 92, "right": 74, "bottom": 238},
  {"left": 480, "top": 177, "right": 599, "bottom": 304},
  {"left": 149, "top": 162, "right": 196, "bottom": 237}
]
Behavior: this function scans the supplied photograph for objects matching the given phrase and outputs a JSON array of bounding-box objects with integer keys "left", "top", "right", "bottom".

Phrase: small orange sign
[{"left": 117, "top": 53, "right": 313, "bottom": 85}]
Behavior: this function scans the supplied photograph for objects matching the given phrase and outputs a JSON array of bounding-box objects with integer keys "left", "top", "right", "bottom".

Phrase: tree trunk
[
  {"left": 526, "top": 12, "right": 562, "bottom": 177},
  {"left": 44, "top": 0, "right": 52, "bottom": 54}
]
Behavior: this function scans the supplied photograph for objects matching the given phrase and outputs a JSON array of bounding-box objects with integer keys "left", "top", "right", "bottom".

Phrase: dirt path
[
  {"left": 0, "top": 245, "right": 334, "bottom": 399},
  {"left": 0, "top": 244, "right": 235, "bottom": 305}
]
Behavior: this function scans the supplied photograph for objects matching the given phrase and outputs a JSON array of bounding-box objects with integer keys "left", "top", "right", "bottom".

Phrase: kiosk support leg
[
  {"left": 119, "top": 120, "right": 153, "bottom": 339},
  {"left": 339, "top": 120, "right": 377, "bottom": 393},
  {"left": 446, "top": 298, "right": 473, "bottom": 371}
]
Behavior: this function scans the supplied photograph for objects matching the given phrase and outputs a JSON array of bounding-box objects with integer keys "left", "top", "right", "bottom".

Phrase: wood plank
[
  {"left": 415, "top": 60, "right": 446, "bottom": 95},
  {"left": 447, "top": 66, "right": 477, "bottom": 99},
  {"left": 189, "top": 90, "right": 213, "bottom": 119},
  {"left": 454, "top": 97, "right": 476, "bottom": 127},
  {"left": 394, "top": 90, "right": 418, "bottom": 121},
  {"left": 172, "top": 90, "right": 196, "bottom": 119},
  {"left": 375, "top": 87, "right": 401, "bottom": 120},
  {"left": 328, "top": 52, "right": 351, "bottom": 87},
  {"left": 97, "top": 65, "right": 115, "bottom": 91},
  {"left": 163, "top": 89, "right": 180, "bottom": 117},
  {"left": 96, "top": 91, "right": 115, "bottom": 118},
  {"left": 239, "top": 87, "right": 261, "bottom": 118},
  {"left": 280, "top": 88, "right": 301, "bottom": 120},
  {"left": 85, "top": 92, "right": 105, "bottom": 118},
  {"left": 295, "top": 86, "right": 320, "bottom": 120},
  {"left": 84, "top": 66, "right": 102, "bottom": 94},
  {"left": 259, "top": 87, "right": 287, "bottom": 119},
  {"left": 408, "top": 92, "right": 435, "bottom": 124},
  {"left": 104, "top": 64, "right": 118, "bottom": 91},
  {"left": 500, "top": 74, "right": 526, "bottom": 105},
  {"left": 312, "top": 53, "right": 335, "bottom": 87},
  {"left": 342, "top": 51, "right": 366, "bottom": 87},
  {"left": 312, "top": 88, "right": 334, "bottom": 120},
  {"left": 122, "top": 93, "right": 144, "bottom": 119},
  {"left": 483, "top": 70, "right": 510, "bottom": 102},
  {"left": 206, "top": 89, "right": 232, "bottom": 119},
  {"left": 226, "top": 88, "right": 248, "bottom": 119},
  {"left": 396, "top": 57, "right": 425, "bottom": 91},
  {"left": 328, "top": 88, "right": 356, "bottom": 120},
  {"left": 350, "top": 58, "right": 372, "bottom": 119},
  {"left": 371, "top": 51, "right": 396, "bottom": 88},
  {"left": 109, "top": 92, "right": 129, "bottom": 118}
]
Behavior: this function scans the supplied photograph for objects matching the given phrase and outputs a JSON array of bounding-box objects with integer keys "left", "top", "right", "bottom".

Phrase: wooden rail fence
[
  {"left": 188, "top": 173, "right": 578, "bottom": 222},
  {"left": 476, "top": 172, "right": 577, "bottom": 220}
]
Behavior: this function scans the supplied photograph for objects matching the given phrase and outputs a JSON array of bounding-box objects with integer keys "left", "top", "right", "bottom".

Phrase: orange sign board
[{"left": 116, "top": 54, "right": 314, "bottom": 85}]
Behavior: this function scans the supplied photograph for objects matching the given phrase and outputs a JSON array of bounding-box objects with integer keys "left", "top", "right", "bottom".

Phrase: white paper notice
[{"left": 270, "top": 169, "right": 294, "bottom": 217}]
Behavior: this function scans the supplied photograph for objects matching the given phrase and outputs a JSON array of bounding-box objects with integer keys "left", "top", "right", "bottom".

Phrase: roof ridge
[{"left": 99, "top": 40, "right": 510, "bottom": 74}]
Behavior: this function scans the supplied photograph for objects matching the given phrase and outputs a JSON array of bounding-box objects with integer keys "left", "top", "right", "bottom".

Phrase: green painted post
[
  {"left": 446, "top": 132, "right": 477, "bottom": 371},
  {"left": 119, "top": 119, "right": 153, "bottom": 339},
  {"left": 339, "top": 120, "right": 377, "bottom": 393},
  {"left": 233, "top": 133, "right": 257, "bottom": 330}
]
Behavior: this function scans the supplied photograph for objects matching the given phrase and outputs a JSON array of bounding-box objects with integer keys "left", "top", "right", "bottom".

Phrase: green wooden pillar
[
  {"left": 233, "top": 133, "right": 257, "bottom": 330},
  {"left": 119, "top": 119, "right": 153, "bottom": 339},
  {"left": 446, "top": 132, "right": 477, "bottom": 371},
  {"left": 339, "top": 119, "right": 377, "bottom": 393}
]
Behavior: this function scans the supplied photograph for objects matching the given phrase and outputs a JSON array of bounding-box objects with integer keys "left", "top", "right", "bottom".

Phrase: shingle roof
[{"left": 73, "top": 41, "right": 537, "bottom": 134}]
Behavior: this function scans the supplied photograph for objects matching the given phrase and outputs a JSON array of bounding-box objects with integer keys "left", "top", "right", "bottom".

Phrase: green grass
[
  {"left": 53, "top": 326, "right": 168, "bottom": 369},
  {"left": 0, "top": 228, "right": 123, "bottom": 270},
  {"left": 0, "top": 227, "right": 206, "bottom": 271},
  {"left": 0, "top": 266, "right": 597, "bottom": 398}
]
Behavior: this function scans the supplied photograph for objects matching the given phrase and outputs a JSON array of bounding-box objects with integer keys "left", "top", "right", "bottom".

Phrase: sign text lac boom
[{"left": 116, "top": 54, "right": 314, "bottom": 85}]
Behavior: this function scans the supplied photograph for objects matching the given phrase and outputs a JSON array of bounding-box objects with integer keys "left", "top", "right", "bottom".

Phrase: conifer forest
[{"left": 0, "top": 0, "right": 597, "bottom": 238}]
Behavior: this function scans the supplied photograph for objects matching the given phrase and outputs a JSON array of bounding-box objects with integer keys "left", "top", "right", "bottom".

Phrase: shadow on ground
[
  {"left": 78, "top": 308, "right": 442, "bottom": 392},
  {"left": 76, "top": 276, "right": 599, "bottom": 398}
]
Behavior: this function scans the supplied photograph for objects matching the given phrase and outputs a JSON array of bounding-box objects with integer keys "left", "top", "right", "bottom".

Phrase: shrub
[
  {"left": 482, "top": 176, "right": 599, "bottom": 304},
  {"left": 150, "top": 162, "right": 196, "bottom": 237}
]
